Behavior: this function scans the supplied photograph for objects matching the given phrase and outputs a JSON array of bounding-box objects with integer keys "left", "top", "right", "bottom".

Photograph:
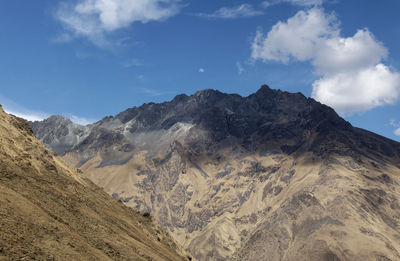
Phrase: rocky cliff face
[
  {"left": 30, "top": 115, "right": 91, "bottom": 155},
  {"left": 0, "top": 106, "right": 188, "bottom": 260},
  {"left": 31, "top": 85, "right": 400, "bottom": 261}
]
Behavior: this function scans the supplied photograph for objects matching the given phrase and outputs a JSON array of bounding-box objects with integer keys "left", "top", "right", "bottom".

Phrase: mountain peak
[
  {"left": 41, "top": 115, "right": 73, "bottom": 125},
  {"left": 194, "top": 88, "right": 220, "bottom": 95},
  {"left": 254, "top": 84, "right": 275, "bottom": 96},
  {"left": 193, "top": 89, "right": 225, "bottom": 101},
  {"left": 28, "top": 85, "right": 400, "bottom": 261},
  {"left": 172, "top": 93, "right": 189, "bottom": 103},
  {"left": 257, "top": 84, "right": 272, "bottom": 92}
]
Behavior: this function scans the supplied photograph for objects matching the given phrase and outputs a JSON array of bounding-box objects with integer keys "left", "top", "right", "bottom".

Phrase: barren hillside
[
  {"left": 31, "top": 85, "right": 400, "bottom": 260},
  {"left": 0, "top": 105, "right": 189, "bottom": 261}
]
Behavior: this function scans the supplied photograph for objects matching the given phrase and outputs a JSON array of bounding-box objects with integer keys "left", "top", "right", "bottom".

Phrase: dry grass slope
[
  {"left": 0, "top": 105, "right": 189, "bottom": 261},
  {"left": 67, "top": 146, "right": 400, "bottom": 261}
]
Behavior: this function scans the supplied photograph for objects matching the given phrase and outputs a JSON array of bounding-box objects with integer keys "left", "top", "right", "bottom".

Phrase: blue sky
[{"left": 1, "top": 0, "right": 400, "bottom": 140}]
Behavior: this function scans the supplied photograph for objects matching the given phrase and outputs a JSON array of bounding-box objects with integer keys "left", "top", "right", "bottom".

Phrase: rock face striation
[
  {"left": 0, "top": 106, "right": 188, "bottom": 260},
  {"left": 31, "top": 85, "right": 400, "bottom": 261}
]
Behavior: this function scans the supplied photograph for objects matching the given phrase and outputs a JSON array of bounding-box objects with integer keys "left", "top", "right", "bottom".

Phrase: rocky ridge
[
  {"left": 0, "top": 105, "right": 188, "bottom": 260},
  {"left": 31, "top": 85, "right": 400, "bottom": 260}
]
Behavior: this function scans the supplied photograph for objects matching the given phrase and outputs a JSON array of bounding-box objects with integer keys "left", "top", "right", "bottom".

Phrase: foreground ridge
[{"left": 0, "top": 105, "right": 188, "bottom": 260}]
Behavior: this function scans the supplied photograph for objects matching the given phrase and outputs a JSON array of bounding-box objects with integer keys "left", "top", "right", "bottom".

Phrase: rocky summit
[
  {"left": 0, "top": 106, "right": 188, "bottom": 260},
  {"left": 31, "top": 85, "right": 400, "bottom": 261}
]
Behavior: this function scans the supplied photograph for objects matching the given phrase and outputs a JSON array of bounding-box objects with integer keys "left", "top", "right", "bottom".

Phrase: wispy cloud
[
  {"left": 196, "top": 0, "right": 325, "bottom": 20},
  {"left": 5, "top": 109, "right": 48, "bottom": 122},
  {"left": 0, "top": 95, "right": 97, "bottom": 124},
  {"left": 55, "top": 0, "right": 185, "bottom": 48},
  {"left": 51, "top": 33, "right": 73, "bottom": 43},
  {"left": 61, "top": 113, "right": 96, "bottom": 125},
  {"left": 199, "top": 68, "right": 205, "bottom": 73},
  {"left": 197, "top": 4, "right": 263, "bottom": 19},
  {"left": 137, "top": 87, "right": 164, "bottom": 97},
  {"left": 0, "top": 95, "right": 49, "bottom": 121},
  {"left": 236, "top": 62, "right": 245, "bottom": 75},
  {"left": 251, "top": 7, "right": 400, "bottom": 116},
  {"left": 390, "top": 119, "right": 400, "bottom": 127},
  {"left": 123, "top": 58, "right": 144, "bottom": 68},
  {"left": 261, "top": 0, "right": 324, "bottom": 8}
]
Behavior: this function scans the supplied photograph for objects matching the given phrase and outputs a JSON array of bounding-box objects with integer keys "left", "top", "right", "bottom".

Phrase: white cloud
[
  {"left": 251, "top": 7, "right": 400, "bottom": 115},
  {"left": 313, "top": 29, "right": 387, "bottom": 74},
  {"left": 395, "top": 128, "right": 400, "bottom": 136},
  {"left": 312, "top": 64, "right": 400, "bottom": 115},
  {"left": 197, "top": 4, "right": 263, "bottom": 19},
  {"left": 252, "top": 8, "right": 338, "bottom": 63},
  {"left": 56, "top": 0, "right": 184, "bottom": 47},
  {"left": 199, "top": 68, "right": 205, "bottom": 73}
]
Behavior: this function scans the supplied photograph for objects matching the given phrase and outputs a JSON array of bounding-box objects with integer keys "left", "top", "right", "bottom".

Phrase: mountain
[
  {"left": 30, "top": 85, "right": 400, "bottom": 261},
  {"left": 0, "top": 105, "right": 188, "bottom": 260},
  {"left": 30, "top": 115, "right": 91, "bottom": 155}
]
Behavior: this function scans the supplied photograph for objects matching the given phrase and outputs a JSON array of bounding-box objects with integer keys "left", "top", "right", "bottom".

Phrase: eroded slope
[
  {"left": 31, "top": 86, "right": 400, "bottom": 260},
  {"left": 0, "top": 105, "right": 188, "bottom": 261}
]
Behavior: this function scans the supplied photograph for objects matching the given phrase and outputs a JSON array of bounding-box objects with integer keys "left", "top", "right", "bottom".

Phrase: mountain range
[
  {"left": 0, "top": 105, "right": 188, "bottom": 260},
  {"left": 30, "top": 85, "right": 400, "bottom": 260}
]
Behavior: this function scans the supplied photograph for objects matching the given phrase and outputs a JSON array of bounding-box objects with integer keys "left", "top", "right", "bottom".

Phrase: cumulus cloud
[
  {"left": 56, "top": 0, "right": 184, "bottom": 47},
  {"left": 313, "top": 29, "right": 388, "bottom": 74},
  {"left": 312, "top": 64, "right": 400, "bottom": 114},
  {"left": 395, "top": 128, "right": 400, "bottom": 136},
  {"left": 252, "top": 8, "right": 338, "bottom": 63},
  {"left": 197, "top": 4, "right": 263, "bottom": 19},
  {"left": 199, "top": 68, "right": 205, "bottom": 73},
  {"left": 251, "top": 7, "right": 400, "bottom": 115}
]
